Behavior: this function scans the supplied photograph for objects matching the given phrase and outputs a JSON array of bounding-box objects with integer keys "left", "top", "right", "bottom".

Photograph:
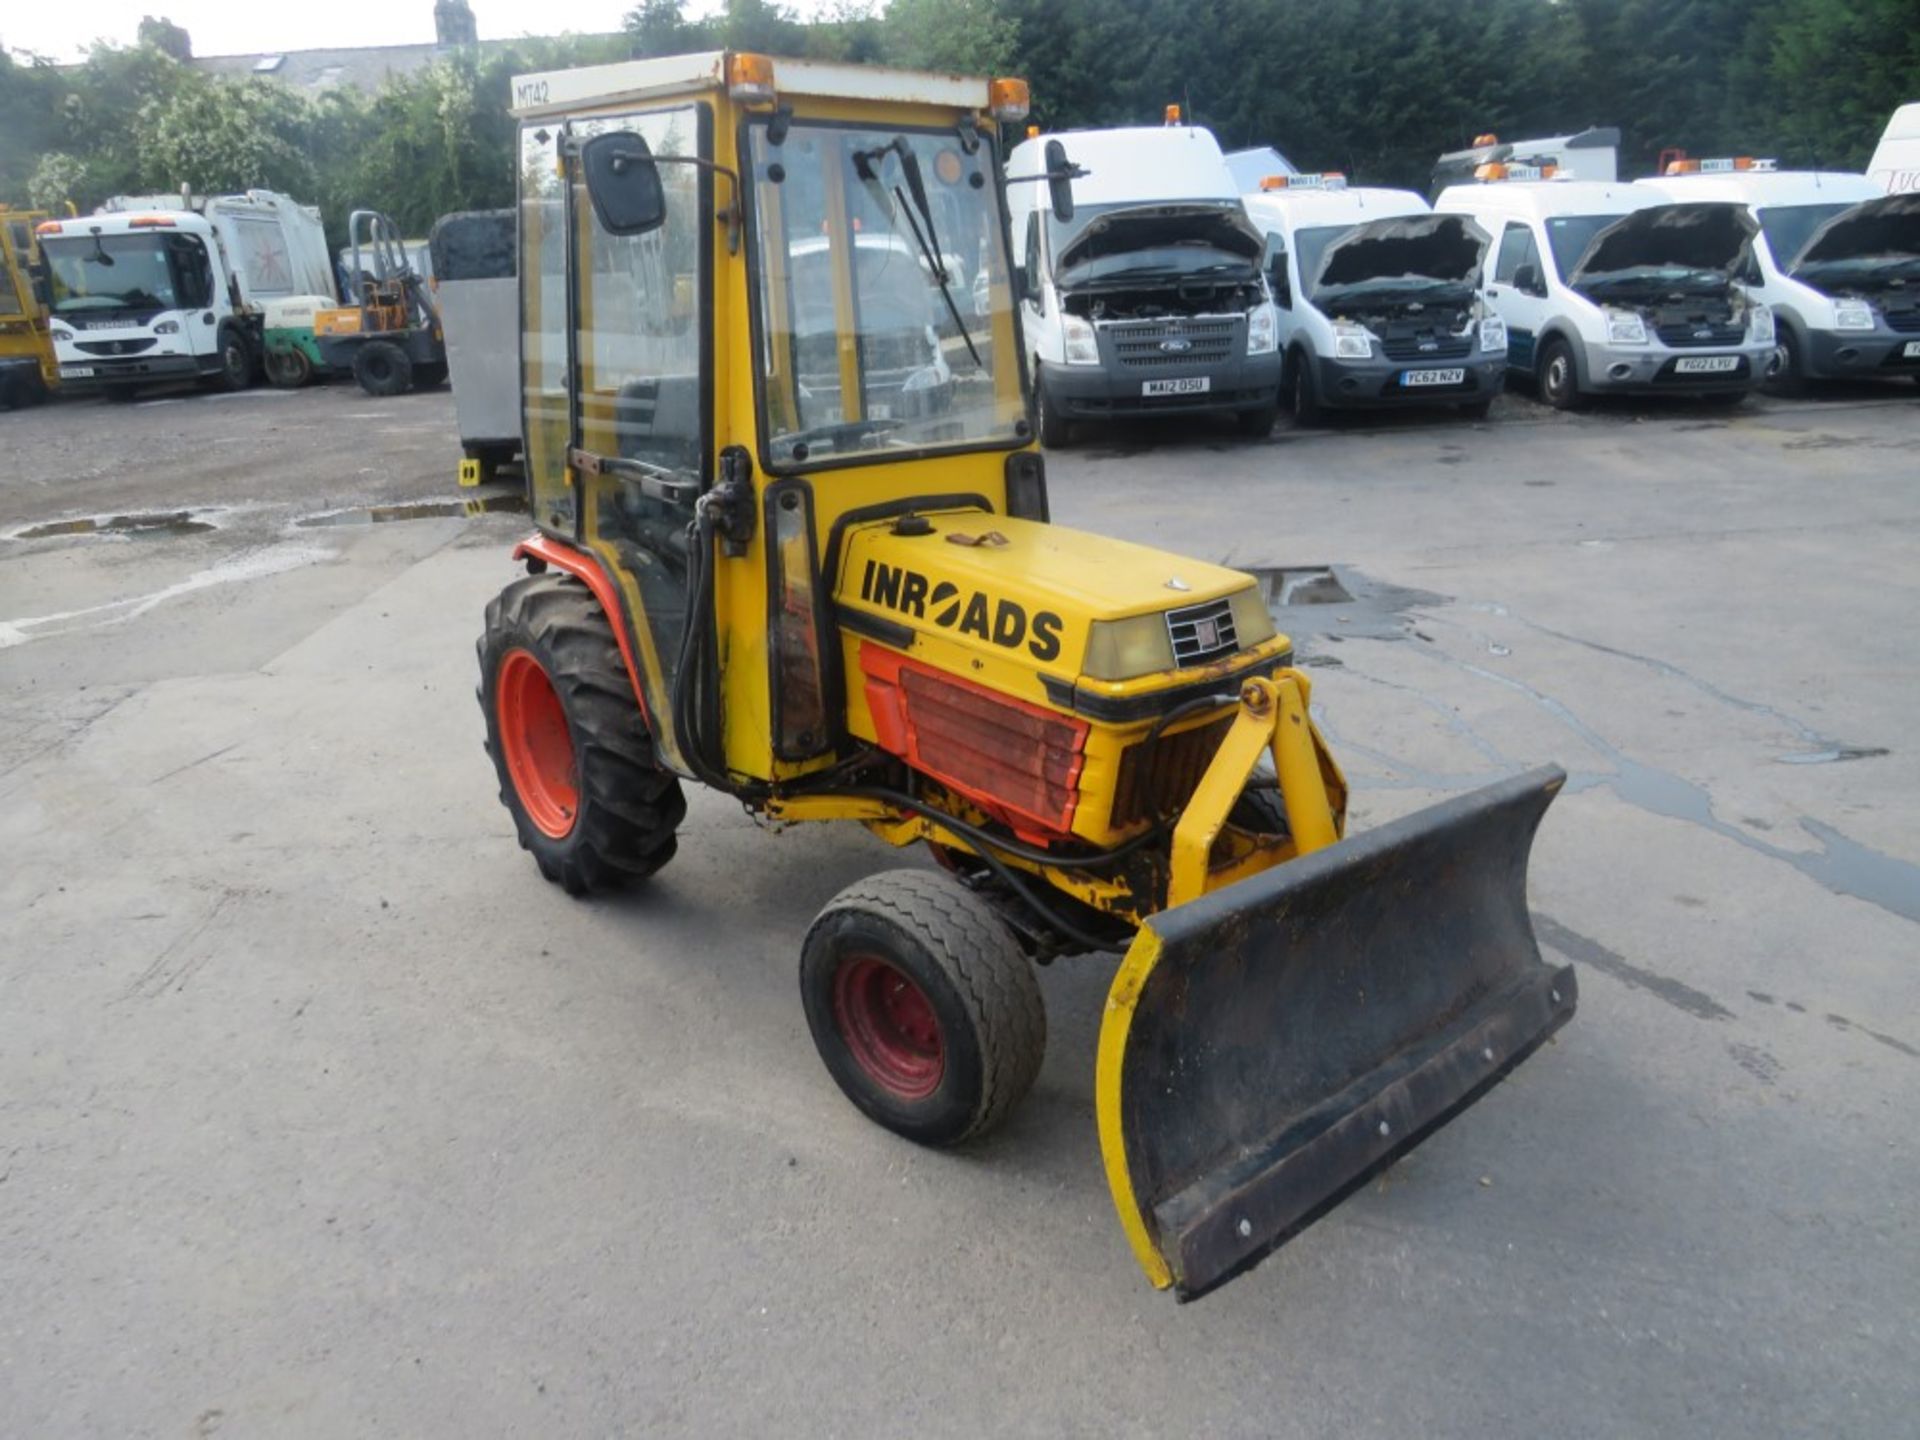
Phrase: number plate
[
  {"left": 1674, "top": 355, "right": 1740, "bottom": 374},
  {"left": 60, "top": 365, "right": 95, "bottom": 378},
  {"left": 1903, "top": 340, "right": 1920, "bottom": 358},
  {"left": 1401, "top": 368, "right": 1465, "bottom": 387},
  {"left": 1142, "top": 376, "right": 1210, "bottom": 397}
]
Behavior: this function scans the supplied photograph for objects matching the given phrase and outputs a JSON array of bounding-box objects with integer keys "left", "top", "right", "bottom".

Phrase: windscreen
[
  {"left": 44, "top": 234, "right": 182, "bottom": 312},
  {"left": 1757, "top": 203, "right": 1854, "bottom": 269},
  {"left": 748, "top": 120, "right": 1023, "bottom": 468}
]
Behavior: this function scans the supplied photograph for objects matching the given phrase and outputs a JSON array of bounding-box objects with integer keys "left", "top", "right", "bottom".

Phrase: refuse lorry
[
  {"left": 477, "top": 50, "right": 1578, "bottom": 1300},
  {"left": 37, "top": 189, "right": 336, "bottom": 400}
]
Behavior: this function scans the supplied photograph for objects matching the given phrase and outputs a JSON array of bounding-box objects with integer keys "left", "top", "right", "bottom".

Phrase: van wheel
[
  {"left": 353, "top": 340, "right": 413, "bottom": 397},
  {"left": 1289, "top": 351, "right": 1324, "bottom": 426},
  {"left": 1537, "top": 338, "right": 1585, "bottom": 411},
  {"left": 1035, "top": 369, "right": 1071, "bottom": 448},
  {"left": 1765, "top": 326, "right": 1808, "bottom": 398}
]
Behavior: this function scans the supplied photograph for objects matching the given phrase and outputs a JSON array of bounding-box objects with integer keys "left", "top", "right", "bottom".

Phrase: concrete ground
[{"left": 2, "top": 378, "right": 1916, "bottom": 1437}]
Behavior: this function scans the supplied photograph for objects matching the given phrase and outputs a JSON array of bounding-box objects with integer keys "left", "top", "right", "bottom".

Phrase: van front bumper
[
  {"left": 1578, "top": 338, "right": 1773, "bottom": 394},
  {"left": 1804, "top": 325, "right": 1920, "bottom": 379},
  {"left": 58, "top": 353, "right": 208, "bottom": 390},
  {"left": 1311, "top": 350, "right": 1506, "bottom": 407},
  {"left": 1043, "top": 352, "right": 1284, "bottom": 419}
]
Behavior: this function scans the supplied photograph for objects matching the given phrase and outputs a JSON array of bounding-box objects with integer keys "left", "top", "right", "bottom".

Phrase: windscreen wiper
[{"left": 854, "top": 137, "right": 984, "bottom": 370}]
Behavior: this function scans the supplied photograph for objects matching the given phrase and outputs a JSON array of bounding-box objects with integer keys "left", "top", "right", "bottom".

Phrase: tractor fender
[{"left": 511, "top": 534, "right": 654, "bottom": 729}]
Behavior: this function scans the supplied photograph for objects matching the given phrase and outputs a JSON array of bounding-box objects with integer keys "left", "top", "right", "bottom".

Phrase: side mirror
[
  {"left": 1044, "top": 139, "right": 1076, "bottom": 223},
  {"left": 1513, "top": 262, "right": 1542, "bottom": 296},
  {"left": 1266, "top": 249, "right": 1291, "bottom": 307},
  {"left": 582, "top": 131, "right": 667, "bottom": 237}
]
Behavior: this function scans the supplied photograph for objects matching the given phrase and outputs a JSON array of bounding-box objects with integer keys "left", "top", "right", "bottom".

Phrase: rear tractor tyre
[
  {"left": 477, "top": 572, "right": 685, "bottom": 895},
  {"left": 353, "top": 339, "right": 413, "bottom": 397},
  {"left": 801, "top": 868, "right": 1046, "bottom": 1147}
]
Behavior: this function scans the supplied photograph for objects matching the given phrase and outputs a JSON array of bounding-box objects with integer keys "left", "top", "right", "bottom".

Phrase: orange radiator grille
[{"left": 859, "top": 644, "right": 1088, "bottom": 837}]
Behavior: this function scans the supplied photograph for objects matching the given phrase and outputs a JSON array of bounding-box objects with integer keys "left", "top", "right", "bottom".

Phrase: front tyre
[
  {"left": 1289, "top": 349, "right": 1324, "bottom": 426},
  {"left": 802, "top": 869, "right": 1046, "bottom": 1146},
  {"left": 1035, "top": 366, "right": 1072, "bottom": 448},
  {"left": 477, "top": 573, "right": 685, "bottom": 895},
  {"left": 1765, "top": 325, "right": 1808, "bottom": 398},
  {"left": 1537, "top": 337, "right": 1585, "bottom": 411},
  {"left": 208, "top": 326, "right": 253, "bottom": 392},
  {"left": 353, "top": 339, "right": 413, "bottom": 397}
]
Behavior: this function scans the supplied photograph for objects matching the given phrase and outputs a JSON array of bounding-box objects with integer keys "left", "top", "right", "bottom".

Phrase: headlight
[
  {"left": 1833, "top": 299, "right": 1874, "bottom": 331},
  {"left": 1083, "top": 614, "right": 1176, "bottom": 681},
  {"left": 1479, "top": 315, "right": 1508, "bottom": 353},
  {"left": 154, "top": 320, "right": 180, "bottom": 335},
  {"left": 51, "top": 326, "right": 74, "bottom": 342},
  {"left": 1332, "top": 323, "right": 1371, "bottom": 360},
  {"left": 1605, "top": 309, "right": 1648, "bottom": 345},
  {"left": 1246, "top": 304, "right": 1276, "bottom": 355},
  {"left": 1227, "top": 586, "right": 1277, "bottom": 648},
  {"left": 1062, "top": 314, "right": 1100, "bottom": 366},
  {"left": 1746, "top": 302, "right": 1774, "bottom": 344}
]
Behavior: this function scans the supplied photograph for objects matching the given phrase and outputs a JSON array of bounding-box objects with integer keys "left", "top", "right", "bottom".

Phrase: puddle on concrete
[
  {"left": 1248, "top": 566, "right": 1355, "bottom": 607},
  {"left": 294, "top": 494, "right": 528, "bottom": 528},
  {"left": 13, "top": 511, "right": 217, "bottom": 540},
  {"left": 1776, "top": 745, "right": 1890, "bottom": 766}
]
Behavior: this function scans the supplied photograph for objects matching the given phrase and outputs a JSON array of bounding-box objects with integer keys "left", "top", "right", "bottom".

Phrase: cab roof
[
  {"left": 1637, "top": 170, "right": 1882, "bottom": 209},
  {"left": 1434, "top": 179, "right": 1659, "bottom": 221},
  {"left": 509, "top": 50, "right": 993, "bottom": 121},
  {"left": 1243, "top": 187, "right": 1429, "bottom": 232}
]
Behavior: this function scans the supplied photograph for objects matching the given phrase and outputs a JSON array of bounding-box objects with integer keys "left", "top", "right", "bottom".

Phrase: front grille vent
[
  {"left": 1109, "top": 318, "right": 1237, "bottom": 368},
  {"left": 1656, "top": 321, "right": 1744, "bottom": 348},
  {"left": 1380, "top": 333, "right": 1473, "bottom": 361},
  {"left": 1165, "top": 596, "right": 1239, "bottom": 668}
]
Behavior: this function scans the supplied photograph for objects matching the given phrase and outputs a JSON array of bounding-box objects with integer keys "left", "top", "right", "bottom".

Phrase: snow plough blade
[{"left": 1096, "top": 765, "right": 1575, "bottom": 1300}]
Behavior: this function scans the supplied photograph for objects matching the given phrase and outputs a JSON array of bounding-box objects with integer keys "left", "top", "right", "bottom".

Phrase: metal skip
[{"left": 1095, "top": 765, "right": 1576, "bottom": 1300}]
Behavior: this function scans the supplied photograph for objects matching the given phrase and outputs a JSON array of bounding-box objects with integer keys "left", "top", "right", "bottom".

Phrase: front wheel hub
[{"left": 833, "top": 954, "right": 945, "bottom": 1099}]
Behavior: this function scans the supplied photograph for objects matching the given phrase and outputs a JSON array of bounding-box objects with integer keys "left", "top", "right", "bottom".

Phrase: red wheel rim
[
  {"left": 832, "top": 954, "right": 945, "bottom": 1100},
  {"left": 496, "top": 648, "right": 578, "bottom": 839}
]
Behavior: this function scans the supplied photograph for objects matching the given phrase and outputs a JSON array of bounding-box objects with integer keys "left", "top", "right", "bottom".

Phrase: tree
[
  {"left": 138, "top": 76, "right": 316, "bottom": 197},
  {"left": 625, "top": 0, "right": 711, "bottom": 57},
  {"left": 136, "top": 15, "right": 192, "bottom": 61},
  {"left": 881, "top": 0, "right": 1017, "bottom": 75}
]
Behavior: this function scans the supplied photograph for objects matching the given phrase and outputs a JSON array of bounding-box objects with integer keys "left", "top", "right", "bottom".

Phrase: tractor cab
[{"left": 482, "top": 54, "right": 1577, "bottom": 1301}]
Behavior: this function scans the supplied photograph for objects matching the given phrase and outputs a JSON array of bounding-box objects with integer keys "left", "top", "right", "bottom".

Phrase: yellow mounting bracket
[{"left": 1166, "top": 671, "right": 1342, "bottom": 909}]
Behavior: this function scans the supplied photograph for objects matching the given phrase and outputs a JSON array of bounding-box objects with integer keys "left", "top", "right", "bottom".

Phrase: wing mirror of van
[
  {"left": 582, "top": 131, "right": 668, "bottom": 236},
  {"left": 1265, "top": 247, "right": 1291, "bottom": 307},
  {"left": 1044, "top": 139, "right": 1077, "bottom": 223},
  {"left": 1512, "top": 262, "right": 1544, "bottom": 297}
]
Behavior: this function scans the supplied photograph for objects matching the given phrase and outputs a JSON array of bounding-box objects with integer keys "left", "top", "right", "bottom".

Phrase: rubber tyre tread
[
  {"left": 354, "top": 339, "right": 413, "bottom": 397},
  {"left": 1537, "top": 337, "right": 1585, "bottom": 411},
  {"left": 803, "top": 868, "right": 1046, "bottom": 1146},
  {"left": 1035, "top": 367, "right": 1072, "bottom": 448},
  {"left": 1290, "top": 349, "right": 1323, "bottom": 425},
  {"left": 477, "top": 572, "right": 684, "bottom": 895},
  {"left": 210, "top": 327, "right": 252, "bottom": 392}
]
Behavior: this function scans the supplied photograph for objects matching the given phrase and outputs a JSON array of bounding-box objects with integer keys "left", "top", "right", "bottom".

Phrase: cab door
[
  {"left": 1487, "top": 220, "right": 1551, "bottom": 373},
  {"left": 519, "top": 106, "right": 712, "bottom": 774}
]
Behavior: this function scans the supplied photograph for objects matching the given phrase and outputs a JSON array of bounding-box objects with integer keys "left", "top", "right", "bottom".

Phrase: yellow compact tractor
[{"left": 477, "top": 53, "right": 1577, "bottom": 1299}]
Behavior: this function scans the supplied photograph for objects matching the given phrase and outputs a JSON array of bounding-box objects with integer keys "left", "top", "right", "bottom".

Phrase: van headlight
[
  {"left": 1479, "top": 314, "right": 1508, "bottom": 352},
  {"left": 1062, "top": 313, "right": 1100, "bottom": 366},
  {"left": 1246, "top": 304, "right": 1276, "bottom": 355},
  {"left": 1605, "top": 309, "right": 1648, "bottom": 345},
  {"left": 1832, "top": 299, "right": 1874, "bottom": 331},
  {"left": 1332, "top": 323, "right": 1372, "bottom": 360},
  {"left": 154, "top": 320, "right": 180, "bottom": 335},
  {"left": 1746, "top": 302, "right": 1774, "bottom": 344}
]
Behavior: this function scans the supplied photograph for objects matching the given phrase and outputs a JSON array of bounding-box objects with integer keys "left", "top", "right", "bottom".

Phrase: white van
[
  {"left": 1436, "top": 176, "right": 1775, "bottom": 408},
  {"left": 1242, "top": 175, "right": 1503, "bottom": 422},
  {"left": 1867, "top": 103, "right": 1920, "bottom": 195},
  {"left": 1006, "top": 123, "right": 1283, "bottom": 444},
  {"left": 1642, "top": 163, "right": 1920, "bottom": 391}
]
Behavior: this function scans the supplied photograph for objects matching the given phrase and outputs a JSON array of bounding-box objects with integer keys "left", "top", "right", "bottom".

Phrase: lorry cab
[
  {"left": 1242, "top": 173, "right": 1503, "bottom": 423},
  {"left": 1006, "top": 119, "right": 1282, "bottom": 445},
  {"left": 1436, "top": 173, "right": 1776, "bottom": 409},
  {"left": 1643, "top": 162, "right": 1920, "bottom": 391},
  {"left": 37, "top": 190, "right": 335, "bottom": 400}
]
